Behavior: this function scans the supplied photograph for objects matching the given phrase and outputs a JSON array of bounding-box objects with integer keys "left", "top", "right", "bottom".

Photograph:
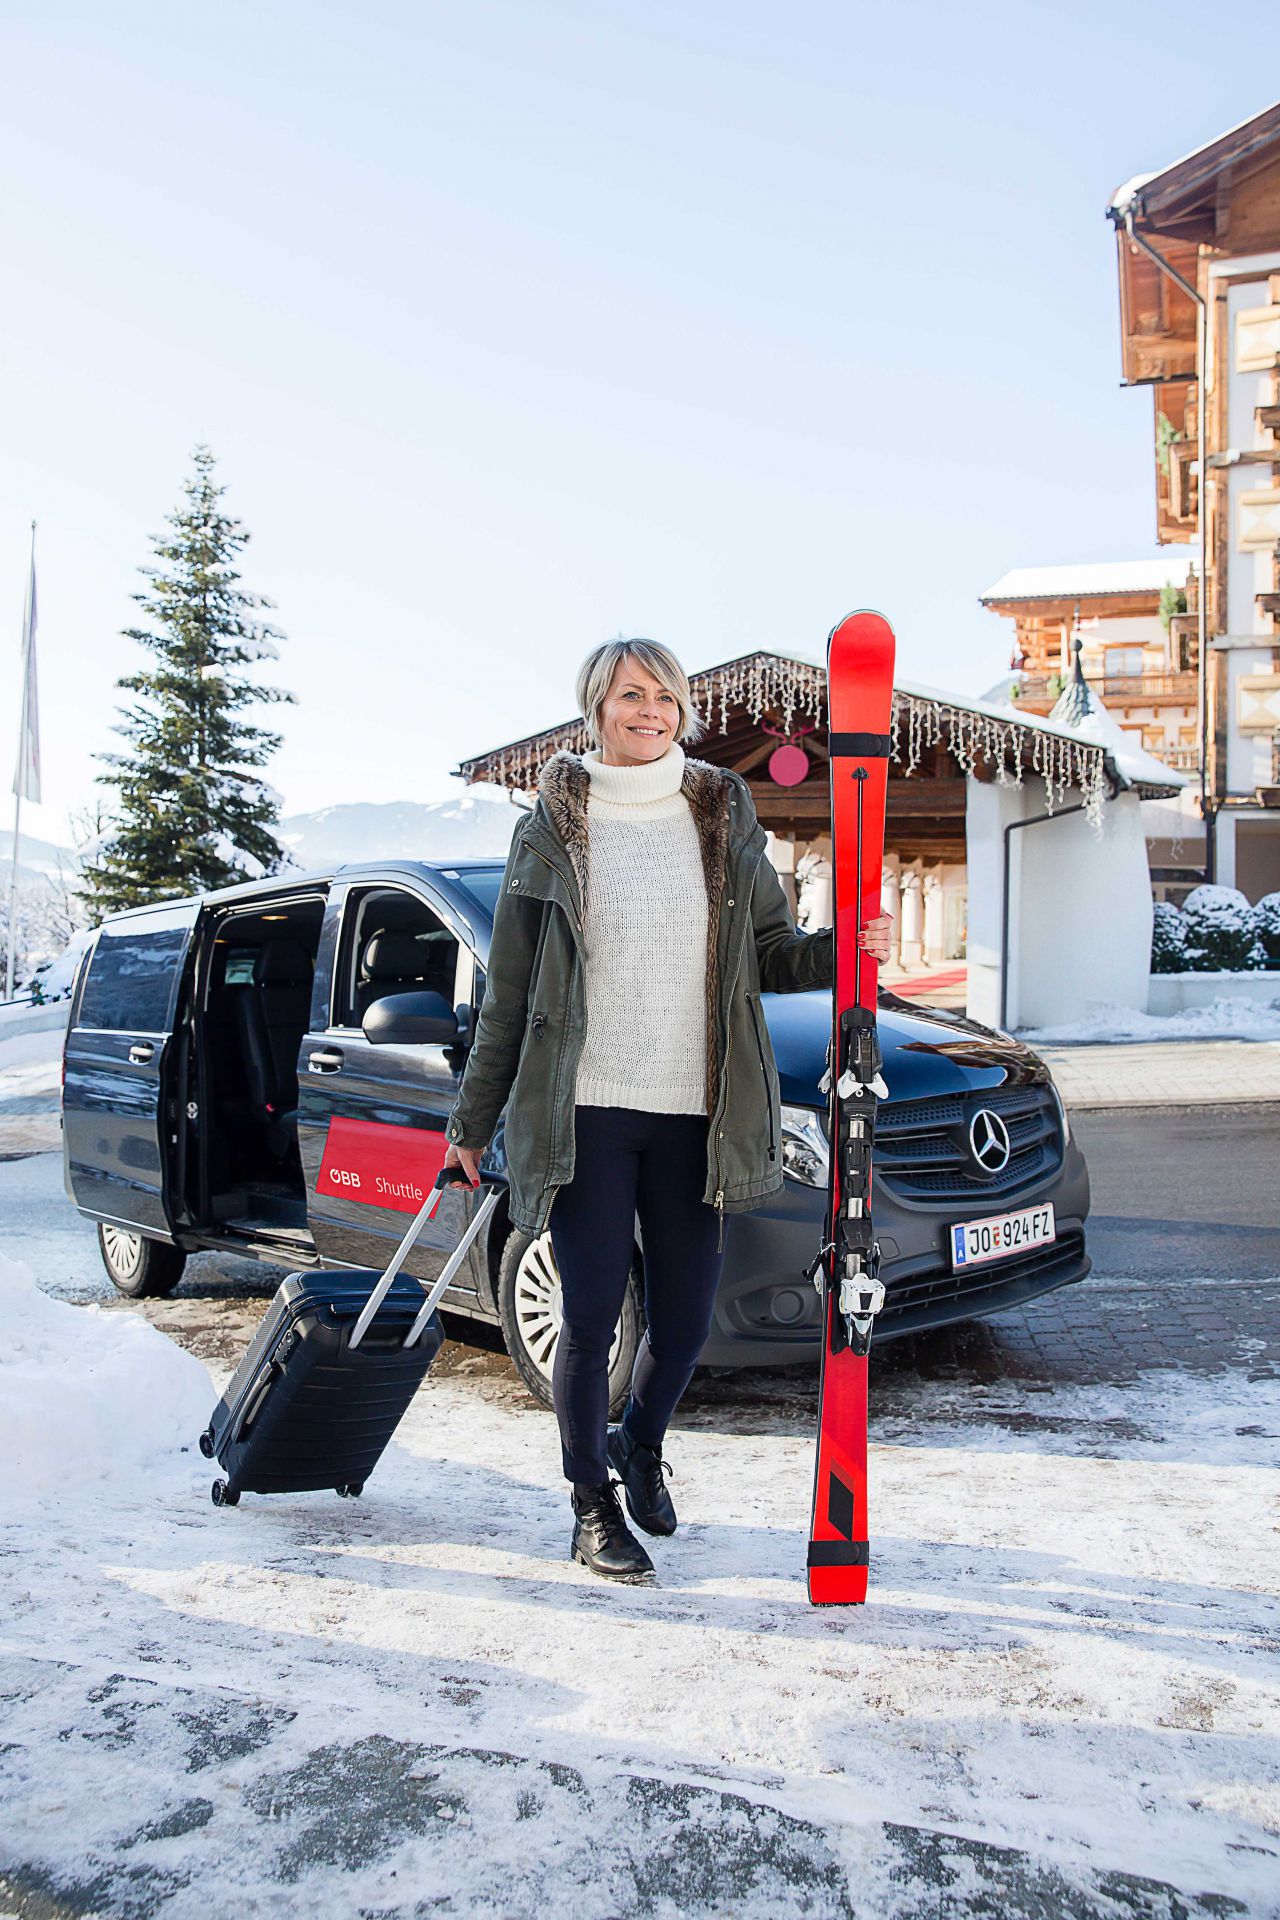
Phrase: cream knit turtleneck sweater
[{"left": 572, "top": 740, "right": 709, "bottom": 1115}]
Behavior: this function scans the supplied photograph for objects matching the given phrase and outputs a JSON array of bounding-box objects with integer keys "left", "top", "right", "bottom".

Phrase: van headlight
[
  {"left": 1049, "top": 1081, "right": 1071, "bottom": 1145},
  {"left": 781, "top": 1104, "right": 829, "bottom": 1186}
]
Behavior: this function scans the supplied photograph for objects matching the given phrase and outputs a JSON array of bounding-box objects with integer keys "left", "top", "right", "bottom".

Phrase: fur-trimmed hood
[{"left": 533, "top": 747, "right": 745, "bottom": 911}]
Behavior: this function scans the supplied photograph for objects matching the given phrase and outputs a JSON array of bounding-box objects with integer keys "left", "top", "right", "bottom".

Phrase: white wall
[
  {"left": 1223, "top": 268, "right": 1280, "bottom": 794},
  {"left": 1148, "top": 971, "right": 1280, "bottom": 1015},
  {"left": 1226, "top": 644, "right": 1277, "bottom": 792},
  {"left": 967, "top": 779, "right": 1154, "bottom": 1031},
  {"left": 966, "top": 779, "right": 1026, "bottom": 1029},
  {"left": 1084, "top": 614, "right": 1167, "bottom": 646}
]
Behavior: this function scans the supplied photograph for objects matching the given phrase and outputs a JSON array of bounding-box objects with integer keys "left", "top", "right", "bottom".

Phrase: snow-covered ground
[
  {"left": 1021, "top": 995, "right": 1280, "bottom": 1044},
  {"left": 1, "top": 1240, "right": 1278, "bottom": 1917},
  {"left": 0, "top": 1023, "right": 66, "bottom": 1083}
]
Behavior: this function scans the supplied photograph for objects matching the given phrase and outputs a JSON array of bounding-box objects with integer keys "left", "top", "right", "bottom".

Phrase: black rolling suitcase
[{"left": 200, "top": 1166, "right": 499, "bottom": 1508}]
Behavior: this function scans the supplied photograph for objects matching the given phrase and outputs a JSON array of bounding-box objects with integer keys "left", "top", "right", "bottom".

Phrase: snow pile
[
  {"left": 0, "top": 1248, "right": 212, "bottom": 1497},
  {"left": 0, "top": 1025, "right": 66, "bottom": 1081},
  {"left": 1021, "top": 995, "right": 1280, "bottom": 1043}
]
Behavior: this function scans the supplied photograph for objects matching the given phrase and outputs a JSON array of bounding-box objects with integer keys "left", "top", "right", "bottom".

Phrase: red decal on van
[{"left": 316, "top": 1116, "right": 449, "bottom": 1213}]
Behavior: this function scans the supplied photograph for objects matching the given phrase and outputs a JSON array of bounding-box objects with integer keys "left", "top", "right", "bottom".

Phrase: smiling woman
[{"left": 441, "top": 636, "right": 891, "bottom": 1588}]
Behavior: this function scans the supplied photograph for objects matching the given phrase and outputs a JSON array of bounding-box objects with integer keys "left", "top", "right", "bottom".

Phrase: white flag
[{"left": 13, "top": 536, "right": 39, "bottom": 804}]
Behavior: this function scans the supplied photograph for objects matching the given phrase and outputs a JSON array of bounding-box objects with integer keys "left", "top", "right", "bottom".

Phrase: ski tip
[{"left": 827, "top": 609, "right": 895, "bottom": 645}]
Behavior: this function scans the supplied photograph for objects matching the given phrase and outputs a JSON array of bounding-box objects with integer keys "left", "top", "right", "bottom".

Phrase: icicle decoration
[{"left": 457, "top": 649, "right": 1111, "bottom": 826}]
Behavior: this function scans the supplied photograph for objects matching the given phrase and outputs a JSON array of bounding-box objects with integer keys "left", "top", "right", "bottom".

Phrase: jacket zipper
[
  {"left": 746, "top": 989, "right": 776, "bottom": 1162},
  {"left": 714, "top": 1012, "right": 733, "bottom": 1253},
  {"left": 522, "top": 839, "right": 582, "bottom": 1235},
  {"left": 709, "top": 848, "right": 765, "bottom": 1252}
]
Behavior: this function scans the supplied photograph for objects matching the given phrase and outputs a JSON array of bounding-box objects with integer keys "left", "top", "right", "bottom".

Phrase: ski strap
[
  {"left": 807, "top": 1540, "right": 870, "bottom": 1567},
  {"left": 828, "top": 732, "right": 892, "bottom": 758}
]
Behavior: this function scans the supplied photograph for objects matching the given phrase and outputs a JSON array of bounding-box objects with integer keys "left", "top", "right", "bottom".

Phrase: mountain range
[{"left": 3, "top": 786, "right": 526, "bottom": 880}]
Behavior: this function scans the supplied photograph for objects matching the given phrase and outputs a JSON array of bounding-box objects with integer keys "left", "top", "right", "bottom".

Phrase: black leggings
[{"left": 547, "top": 1105, "right": 726, "bottom": 1485}]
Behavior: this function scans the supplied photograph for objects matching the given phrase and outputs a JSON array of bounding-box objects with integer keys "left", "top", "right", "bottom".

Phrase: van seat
[
  {"left": 231, "top": 937, "right": 314, "bottom": 1152},
  {"left": 355, "top": 929, "right": 456, "bottom": 1021}
]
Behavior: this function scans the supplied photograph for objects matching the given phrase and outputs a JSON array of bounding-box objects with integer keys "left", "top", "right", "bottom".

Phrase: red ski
[{"left": 806, "top": 610, "right": 896, "bottom": 1606}]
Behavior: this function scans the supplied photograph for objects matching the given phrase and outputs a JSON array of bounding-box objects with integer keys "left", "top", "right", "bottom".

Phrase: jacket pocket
[{"left": 746, "top": 989, "right": 776, "bottom": 1161}]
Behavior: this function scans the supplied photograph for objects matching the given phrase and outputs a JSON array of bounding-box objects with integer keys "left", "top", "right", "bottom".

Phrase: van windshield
[{"left": 448, "top": 867, "right": 504, "bottom": 922}]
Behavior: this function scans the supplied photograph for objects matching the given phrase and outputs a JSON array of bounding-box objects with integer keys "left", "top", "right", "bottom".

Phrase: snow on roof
[
  {"left": 1107, "top": 171, "right": 1157, "bottom": 215},
  {"left": 1060, "top": 704, "right": 1187, "bottom": 795},
  {"left": 1042, "top": 645, "right": 1188, "bottom": 795},
  {"left": 693, "top": 644, "right": 1185, "bottom": 792},
  {"left": 979, "top": 554, "right": 1199, "bottom": 606},
  {"left": 1106, "top": 99, "right": 1280, "bottom": 217}
]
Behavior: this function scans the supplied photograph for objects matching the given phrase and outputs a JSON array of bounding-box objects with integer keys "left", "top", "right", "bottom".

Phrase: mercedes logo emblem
[{"left": 969, "top": 1108, "right": 1011, "bottom": 1174}]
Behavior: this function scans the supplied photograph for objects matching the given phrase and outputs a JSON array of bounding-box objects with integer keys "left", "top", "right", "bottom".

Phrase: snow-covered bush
[
  {"left": 1181, "top": 884, "right": 1256, "bottom": 972},
  {"left": 1151, "top": 901, "right": 1188, "bottom": 974},
  {"left": 1252, "top": 892, "right": 1280, "bottom": 969},
  {"left": 23, "top": 929, "right": 94, "bottom": 1004}
]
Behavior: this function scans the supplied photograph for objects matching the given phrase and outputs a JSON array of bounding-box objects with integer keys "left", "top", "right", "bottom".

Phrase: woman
[{"left": 443, "top": 640, "right": 891, "bottom": 1584}]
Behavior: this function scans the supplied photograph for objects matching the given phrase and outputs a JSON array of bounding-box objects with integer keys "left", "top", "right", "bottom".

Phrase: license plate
[{"left": 950, "top": 1202, "right": 1056, "bottom": 1270}]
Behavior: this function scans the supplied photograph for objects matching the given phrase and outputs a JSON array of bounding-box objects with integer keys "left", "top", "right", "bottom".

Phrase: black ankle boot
[
  {"left": 606, "top": 1424, "right": 677, "bottom": 1537},
  {"left": 570, "top": 1480, "right": 655, "bottom": 1583}
]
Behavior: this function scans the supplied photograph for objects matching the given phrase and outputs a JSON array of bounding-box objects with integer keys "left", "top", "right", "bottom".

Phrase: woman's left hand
[{"left": 858, "top": 913, "right": 894, "bottom": 963}]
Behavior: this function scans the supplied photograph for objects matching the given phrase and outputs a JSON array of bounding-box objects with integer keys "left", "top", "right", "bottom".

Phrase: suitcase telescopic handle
[{"left": 348, "top": 1163, "right": 501, "bottom": 1352}]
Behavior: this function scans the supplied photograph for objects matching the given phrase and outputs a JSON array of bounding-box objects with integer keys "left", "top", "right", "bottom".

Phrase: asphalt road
[{"left": 1071, "top": 1100, "right": 1280, "bottom": 1281}]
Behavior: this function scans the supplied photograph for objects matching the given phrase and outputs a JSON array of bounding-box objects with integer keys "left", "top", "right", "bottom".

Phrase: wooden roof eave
[
  {"left": 1120, "top": 100, "right": 1280, "bottom": 231},
  {"left": 980, "top": 588, "right": 1166, "bottom": 619}
]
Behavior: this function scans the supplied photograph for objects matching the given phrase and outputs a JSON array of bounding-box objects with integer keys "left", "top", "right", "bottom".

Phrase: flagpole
[{"left": 5, "top": 521, "right": 36, "bottom": 1001}]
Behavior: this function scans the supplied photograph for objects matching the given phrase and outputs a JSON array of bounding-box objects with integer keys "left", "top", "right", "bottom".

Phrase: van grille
[{"left": 869, "top": 1082, "right": 1062, "bottom": 1205}]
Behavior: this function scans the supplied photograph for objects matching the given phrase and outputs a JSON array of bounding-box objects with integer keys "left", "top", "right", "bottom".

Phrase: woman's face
[{"left": 598, "top": 655, "right": 681, "bottom": 767}]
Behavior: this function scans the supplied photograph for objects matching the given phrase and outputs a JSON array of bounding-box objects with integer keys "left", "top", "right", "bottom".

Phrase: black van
[{"left": 62, "top": 859, "right": 1091, "bottom": 1412}]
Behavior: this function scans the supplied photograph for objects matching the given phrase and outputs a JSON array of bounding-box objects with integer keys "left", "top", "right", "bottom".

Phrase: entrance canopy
[{"left": 452, "top": 648, "right": 1175, "bottom": 862}]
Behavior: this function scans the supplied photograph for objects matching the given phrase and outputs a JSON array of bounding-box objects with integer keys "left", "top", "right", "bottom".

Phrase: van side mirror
[{"left": 362, "top": 990, "right": 460, "bottom": 1047}]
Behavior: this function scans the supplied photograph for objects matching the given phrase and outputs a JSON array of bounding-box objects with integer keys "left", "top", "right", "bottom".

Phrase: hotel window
[{"left": 1104, "top": 647, "right": 1144, "bottom": 679}]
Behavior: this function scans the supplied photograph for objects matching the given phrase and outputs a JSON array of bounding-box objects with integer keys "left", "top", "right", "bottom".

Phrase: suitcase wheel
[
  {"left": 211, "top": 1480, "right": 240, "bottom": 1508},
  {"left": 337, "top": 1482, "right": 364, "bottom": 1499},
  {"left": 198, "top": 1430, "right": 215, "bottom": 1459}
]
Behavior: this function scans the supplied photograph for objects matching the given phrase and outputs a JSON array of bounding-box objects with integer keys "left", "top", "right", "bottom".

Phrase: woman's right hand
[{"left": 443, "top": 1142, "right": 483, "bottom": 1188}]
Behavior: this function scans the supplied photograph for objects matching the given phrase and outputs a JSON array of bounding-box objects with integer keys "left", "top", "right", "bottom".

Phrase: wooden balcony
[
  {"left": 1014, "top": 671, "right": 1197, "bottom": 710},
  {"left": 1094, "top": 672, "right": 1198, "bottom": 702},
  {"left": 1168, "top": 613, "right": 1200, "bottom": 672}
]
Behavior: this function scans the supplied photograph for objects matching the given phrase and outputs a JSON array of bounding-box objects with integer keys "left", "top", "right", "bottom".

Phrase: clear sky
[{"left": 2, "top": 2, "right": 1276, "bottom": 844}]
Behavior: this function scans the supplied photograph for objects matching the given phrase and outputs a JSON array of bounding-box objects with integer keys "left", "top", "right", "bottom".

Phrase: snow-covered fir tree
[{"left": 79, "top": 447, "right": 296, "bottom": 918}]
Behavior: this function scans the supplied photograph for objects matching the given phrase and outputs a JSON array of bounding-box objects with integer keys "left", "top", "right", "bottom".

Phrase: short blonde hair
[{"left": 575, "top": 639, "right": 706, "bottom": 750}]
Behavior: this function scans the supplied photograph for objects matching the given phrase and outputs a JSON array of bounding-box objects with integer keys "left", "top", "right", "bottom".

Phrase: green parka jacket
[{"left": 443, "top": 749, "right": 834, "bottom": 1243}]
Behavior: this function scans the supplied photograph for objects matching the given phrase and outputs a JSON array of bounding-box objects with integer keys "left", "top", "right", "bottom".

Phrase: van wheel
[
  {"left": 497, "top": 1228, "right": 641, "bottom": 1418},
  {"left": 97, "top": 1223, "right": 186, "bottom": 1298}
]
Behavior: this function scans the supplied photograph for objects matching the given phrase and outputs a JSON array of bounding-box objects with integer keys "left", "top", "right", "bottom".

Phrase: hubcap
[
  {"left": 101, "top": 1224, "right": 143, "bottom": 1278},
  {"left": 513, "top": 1232, "right": 624, "bottom": 1381}
]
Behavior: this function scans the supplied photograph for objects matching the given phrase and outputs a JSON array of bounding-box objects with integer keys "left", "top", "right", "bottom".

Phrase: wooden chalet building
[
  {"left": 1107, "top": 98, "right": 1280, "bottom": 901},
  {"left": 980, "top": 556, "right": 1200, "bottom": 774}
]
